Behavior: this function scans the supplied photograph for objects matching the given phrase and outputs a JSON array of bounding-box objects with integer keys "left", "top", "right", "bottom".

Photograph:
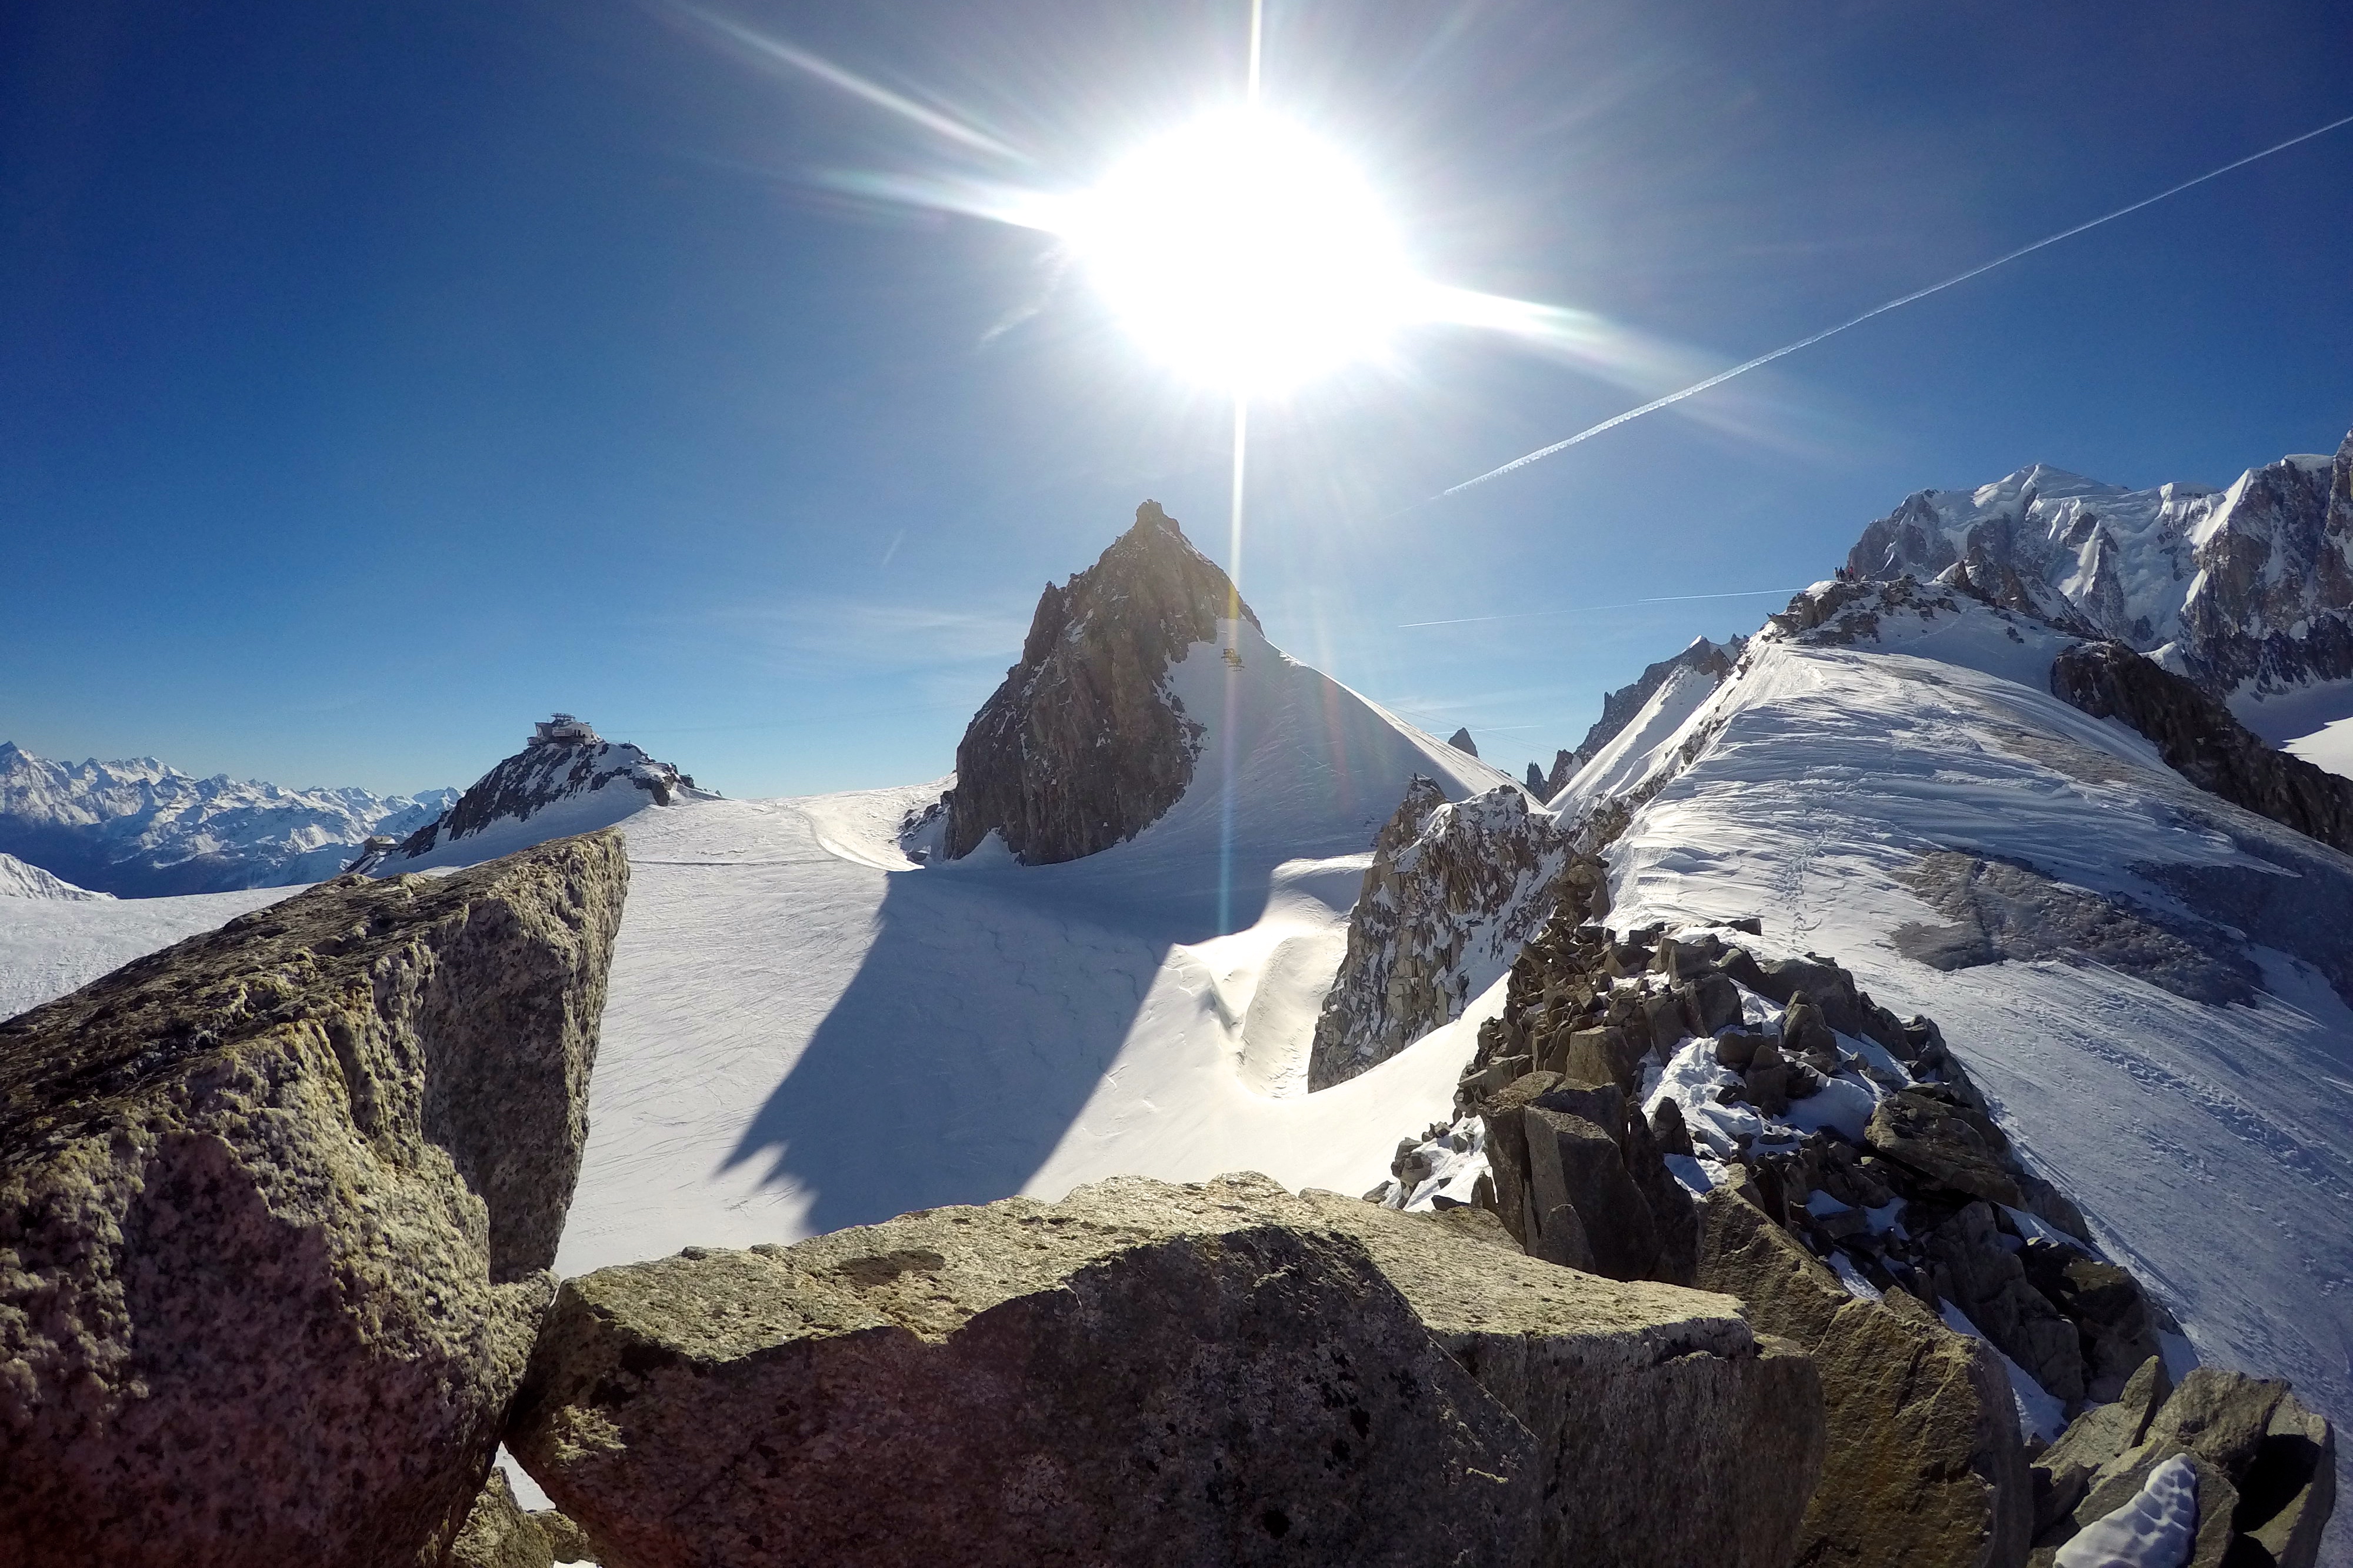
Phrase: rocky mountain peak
[
  {"left": 941, "top": 501, "right": 1258, "bottom": 864},
  {"left": 378, "top": 716, "right": 697, "bottom": 870}
]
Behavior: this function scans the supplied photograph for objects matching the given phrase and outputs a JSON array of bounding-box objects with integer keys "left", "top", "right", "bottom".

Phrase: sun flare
[{"left": 1067, "top": 109, "right": 1417, "bottom": 395}]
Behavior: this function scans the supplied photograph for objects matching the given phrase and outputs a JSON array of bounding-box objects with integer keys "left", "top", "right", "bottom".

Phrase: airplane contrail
[
  {"left": 1439, "top": 109, "right": 2353, "bottom": 499},
  {"left": 1399, "top": 586, "right": 1805, "bottom": 629}
]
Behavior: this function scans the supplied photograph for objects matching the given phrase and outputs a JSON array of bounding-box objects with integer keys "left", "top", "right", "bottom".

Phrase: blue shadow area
[{"left": 718, "top": 831, "right": 1309, "bottom": 1235}]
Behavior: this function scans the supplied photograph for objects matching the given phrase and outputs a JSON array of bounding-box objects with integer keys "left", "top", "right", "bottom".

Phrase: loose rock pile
[{"left": 1391, "top": 893, "right": 2330, "bottom": 1567}]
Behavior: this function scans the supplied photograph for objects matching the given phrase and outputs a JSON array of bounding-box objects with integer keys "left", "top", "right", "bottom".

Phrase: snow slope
[
  {"left": 0, "top": 617, "right": 1513, "bottom": 1278},
  {"left": 1549, "top": 659, "right": 1724, "bottom": 813},
  {"left": 1582, "top": 583, "right": 2353, "bottom": 1559},
  {"left": 0, "top": 740, "right": 454, "bottom": 896},
  {"left": 559, "top": 616, "right": 1514, "bottom": 1273},
  {"left": 0, "top": 852, "right": 106, "bottom": 902}
]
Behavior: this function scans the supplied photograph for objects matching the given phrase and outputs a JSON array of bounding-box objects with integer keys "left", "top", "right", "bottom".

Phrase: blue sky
[{"left": 5, "top": 0, "right": 2350, "bottom": 799}]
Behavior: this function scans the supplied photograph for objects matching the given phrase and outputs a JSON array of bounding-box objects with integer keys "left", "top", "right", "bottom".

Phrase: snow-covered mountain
[
  {"left": 1847, "top": 426, "right": 2353, "bottom": 742},
  {"left": 0, "top": 852, "right": 106, "bottom": 902},
  {"left": 0, "top": 741, "right": 455, "bottom": 897},
  {"left": 1516, "top": 576, "right": 2353, "bottom": 1555},
  {"left": 6, "top": 476, "right": 2351, "bottom": 1556},
  {"left": 367, "top": 715, "right": 708, "bottom": 875}
]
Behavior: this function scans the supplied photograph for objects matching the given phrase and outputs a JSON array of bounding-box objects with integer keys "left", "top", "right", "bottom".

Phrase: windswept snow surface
[
  {"left": 1592, "top": 588, "right": 2353, "bottom": 1561},
  {"left": 560, "top": 618, "right": 1511, "bottom": 1272},
  {"left": 1550, "top": 660, "right": 1721, "bottom": 812}
]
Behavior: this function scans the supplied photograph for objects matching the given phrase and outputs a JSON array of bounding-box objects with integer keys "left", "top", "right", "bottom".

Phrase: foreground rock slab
[
  {"left": 0, "top": 833, "right": 628, "bottom": 1568},
  {"left": 512, "top": 1173, "right": 1822, "bottom": 1568}
]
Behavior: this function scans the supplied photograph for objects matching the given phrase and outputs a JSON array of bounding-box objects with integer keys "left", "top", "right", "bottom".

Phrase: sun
[{"left": 1066, "top": 109, "right": 1417, "bottom": 395}]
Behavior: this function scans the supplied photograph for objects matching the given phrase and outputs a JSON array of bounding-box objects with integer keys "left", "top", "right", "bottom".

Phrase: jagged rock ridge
[
  {"left": 1308, "top": 779, "right": 1585, "bottom": 1091},
  {"left": 1846, "top": 428, "right": 2353, "bottom": 702},
  {"left": 1553, "top": 635, "right": 1742, "bottom": 792},
  {"left": 379, "top": 715, "right": 696, "bottom": 872},
  {"left": 942, "top": 501, "right": 1258, "bottom": 864},
  {"left": 2051, "top": 639, "right": 2353, "bottom": 856},
  {"left": 0, "top": 740, "right": 455, "bottom": 896}
]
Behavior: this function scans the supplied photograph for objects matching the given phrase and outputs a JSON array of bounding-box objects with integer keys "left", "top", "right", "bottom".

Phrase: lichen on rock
[{"left": 0, "top": 832, "right": 628, "bottom": 1568}]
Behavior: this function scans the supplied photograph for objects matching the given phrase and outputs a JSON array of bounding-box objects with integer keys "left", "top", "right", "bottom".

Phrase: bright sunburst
[{"left": 1066, "top": 109, "right": 1416, "bottom": 395}]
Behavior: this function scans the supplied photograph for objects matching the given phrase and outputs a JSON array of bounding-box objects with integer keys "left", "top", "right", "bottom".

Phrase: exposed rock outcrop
[
  {"left": 2051, "top": 639, "right": 2353, "bottom": 856},
  {"left": 1446, "top": 726, "right": 1479, "bottom": 756},
  {"left": 1893, "top": 849, "right": 2262, "bottom": 1008},
  {"left": 450, "top": 1472, "right": 555, "bottom": 1568},
  {"left": 1307, "top": 779, "right": 1573, "bottom": 1090},
  {"left": 1294, "top": 1187, "right": 1822, "bottom": 1568},
  {"left": 384, "top": 717, "right": 695, "bottom": 871},
  {"left": 0, "top": 833, "right": 628, "bottom": 1568},
  {"left": 1697, "top": 1188, "right": 2032, "bottom": 1568},
  {"left": 511, "top": 1172, "right": 1824, "bottom": 1568},
  {"left": 942, "top": 502, "right": 1255, "bottom": 863}
]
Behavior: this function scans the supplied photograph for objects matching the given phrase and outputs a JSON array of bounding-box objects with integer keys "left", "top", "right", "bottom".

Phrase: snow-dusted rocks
[
  {"left": 380, "top": 716, "right": 701, "bottom": 873},
  {"left": 2035, "top": 1369, "right": 2335, "bottom": 1567},
  {"left": 511, "top": 1172, "right": 1824, "bottom": 1568},
  {"left": 0, "top": 739, "right": 454, "bottom": 896},
  {"left": 2050, "top": 639, "right": 2353, "bottom": 855},
  {"left": 1307, "top": 779, "right": 1572, "bottom": 1090},
  {"left": 942, "top": 501, "right": 1252, "bottom": 863},
  {"left": 1558, "top": 565, "right": 2353, "bottom": 1550},
  {"left": 0, "top": 832, "right": 626, "bottom": 1568},
  {"left": 1844, "top": 428, "right": 2353, "bottom": 713}
]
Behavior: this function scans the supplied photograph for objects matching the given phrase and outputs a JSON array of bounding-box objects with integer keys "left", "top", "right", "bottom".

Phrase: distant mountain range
[
  {"left": 0, "top": 743, "right": 456, "bottom": 897},
  {"left": 1848, "top": 430, "right": 2353, "bottom": 728}
]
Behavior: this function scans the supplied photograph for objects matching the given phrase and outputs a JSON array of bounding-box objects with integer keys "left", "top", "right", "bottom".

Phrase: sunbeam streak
[
  {"left": 676, "top": 6, "right": 1027, "bottom": 162},
  {"left": 1435, "top": 109, "right": 2353, "bottom": 499}
]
